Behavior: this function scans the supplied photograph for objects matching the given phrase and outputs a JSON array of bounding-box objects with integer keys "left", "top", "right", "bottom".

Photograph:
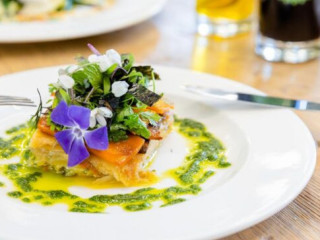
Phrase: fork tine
[
  {"left": 0, "top": 99, "right": 35, "bottom": 103},
  {"left": 0, "top": 95, "right": 36, "bottom": 107},
  {"left": 0, "top": 103, "right": 36, "bottom": 106},
  {"left": 0, "top": 96, "right": 32, "bottom": 101},
  {"left": 0, "top": 95, "right": 20, "bottom": 97},
  {"left": 0, "top": 100, "right": 35, "bottom": 104},
  {"left": 0, "top": 103, "right": 37, "bottom": 107},
  {"left": 0, "top": 99, "right": 34, "bottom": 103}
]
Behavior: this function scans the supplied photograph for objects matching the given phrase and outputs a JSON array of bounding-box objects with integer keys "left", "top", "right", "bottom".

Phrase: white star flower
[
  {"left": 88, "top": 49, "right": 122, "bottom": 72},
  {"left": 66, "top": 65, "right": 78, "bottom": 74},
  {"left": 57, "top": 74, "right": 74, "bottom": 89},
  {"left": 105, "top": 49, "right": 122, "bottom": 66},
  {"left": 111, "top": 81, "right": 129, "bottom": 97},
  {"left": 90, "top": 107, "right": 113, "bottom": 128}
]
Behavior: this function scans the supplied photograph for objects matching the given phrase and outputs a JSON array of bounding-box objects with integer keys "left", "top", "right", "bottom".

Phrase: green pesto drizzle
[
  {"left": 0, "top": 117, "right": 230, "bottom": 213},
  {"left": 172, "top": 117, "right": 230, "bottom": 185},
  {"left": 0, "top": 124, "right": 32, "bottom": 159},
  {"left": 1, "top": 163, "right": 201, "bottom": 213},
  {"left": 160, "top": 198, "right": 186, "bottom": 207}
]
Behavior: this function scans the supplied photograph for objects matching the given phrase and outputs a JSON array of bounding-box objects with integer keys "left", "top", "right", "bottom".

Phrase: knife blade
[{"left": 182, "top": 85, "right": 320, "bottom": 111}]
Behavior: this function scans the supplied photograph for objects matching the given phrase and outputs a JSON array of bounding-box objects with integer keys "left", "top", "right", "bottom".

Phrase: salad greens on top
[{"left": 35, "top": 44, "right": 162, "bottom": 144}]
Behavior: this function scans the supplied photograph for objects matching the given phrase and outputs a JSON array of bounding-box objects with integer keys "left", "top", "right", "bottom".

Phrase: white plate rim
[{"left": 0, "top": 0, "right": 167, "bottom": 43}]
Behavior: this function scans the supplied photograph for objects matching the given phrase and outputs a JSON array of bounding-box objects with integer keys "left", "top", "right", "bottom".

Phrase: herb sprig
[{"left": 28, "top": 89, "right": 43, "bottom": 129}]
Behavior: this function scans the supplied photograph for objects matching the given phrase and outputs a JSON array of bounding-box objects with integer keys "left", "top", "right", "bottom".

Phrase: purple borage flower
[{"left": 51, "top": 101, "right": 109, "bottom": 167}]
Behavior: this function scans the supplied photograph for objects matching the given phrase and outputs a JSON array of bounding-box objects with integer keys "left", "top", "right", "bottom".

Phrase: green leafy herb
[
  {"left": 72, "top": 70, "right": 88, "bottom": 86},
  {"left": 110, "top": 123, "right": 127, "bottom": 131},
  {"left": 83, "top": 64, "right": 103, "bottom": 90},
  {"left": 56, "top": 88, "right": 71, "bottom": 104},
  {"left": 72, "top": 64, "right": 102, "bottom": 91},
  {"left": 124, "top": 69, "right": 144, "bottom": 85},
  {"left": 108, "top": 130, "right": 128, "bottom": 142},
  {"left": 124, "top": 114, "right": 150, "bottom": 139},
  {"left": 48, "top": 84, "right": 58, "bottom": 94},
  {"left": 139, "top": 111, "right": 161, "bottom": 126},
  {"left": 108, "top": 124, "right": 128, "bottom": 141},
  {"left": 116, "top": 105, "right": 134, "bottom": 122},
  {"left": 103, "top": 76, "right": 111, "bottom": 94},
  {"left": 113, "top": 105, "right": 151, "bottom": 139},
  {"left": 121, "top": 53, "right": 134, "bottom": 71},
  {"left": 132, "top": 66, "right": 160, "bottom": 80},
  {"left": 105, "top": 64, "right": 119, "bottom": 75}
]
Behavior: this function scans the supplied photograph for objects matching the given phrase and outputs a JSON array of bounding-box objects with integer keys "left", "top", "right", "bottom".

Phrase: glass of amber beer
[{"left": 196, "top": 0, "right": 254, "bottom": 37}]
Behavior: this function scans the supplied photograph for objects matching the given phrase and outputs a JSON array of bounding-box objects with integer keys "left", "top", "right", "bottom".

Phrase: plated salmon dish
[{"left": 0, "top": 45, "right": 230, "bottom": 213}]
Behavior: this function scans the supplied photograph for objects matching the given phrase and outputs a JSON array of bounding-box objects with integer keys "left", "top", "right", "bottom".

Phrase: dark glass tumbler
[{"left": 256, "top": 0, "right": 320, "bottom": 63}]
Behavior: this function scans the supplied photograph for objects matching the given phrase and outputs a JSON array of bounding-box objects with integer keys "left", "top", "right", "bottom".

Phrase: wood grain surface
[{"left": 0, "top": 0, "right": 319, "bottom": 239}]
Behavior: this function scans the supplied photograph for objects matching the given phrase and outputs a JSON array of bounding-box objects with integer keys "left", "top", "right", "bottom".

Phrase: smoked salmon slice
[{"left": 89, "top": 136, "right": 145, "bottom": 166}]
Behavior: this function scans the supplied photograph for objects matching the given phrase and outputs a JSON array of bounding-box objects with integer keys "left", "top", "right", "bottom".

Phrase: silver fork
[{"left": 0, "top": 95, "right": 37, "bottom": 107}]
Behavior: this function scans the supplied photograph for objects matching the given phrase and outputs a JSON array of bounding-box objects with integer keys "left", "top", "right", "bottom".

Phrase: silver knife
[{"left": 182, "top": 85, "right": 320, "bottom": 111}]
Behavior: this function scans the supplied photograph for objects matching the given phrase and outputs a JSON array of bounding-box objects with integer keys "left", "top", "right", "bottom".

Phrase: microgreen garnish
[{"left": 31, "top": 44, "right": 164, "bottom": 167}]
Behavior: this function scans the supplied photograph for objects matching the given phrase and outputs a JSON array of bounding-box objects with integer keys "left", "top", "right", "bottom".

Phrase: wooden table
[{"left": 0, "top": 0, "right": 319, "bottom": 239}]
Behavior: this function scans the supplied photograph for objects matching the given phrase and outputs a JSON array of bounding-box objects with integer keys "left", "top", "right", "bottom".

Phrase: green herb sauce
[
  {"left": 0, "top": 117, "right": 230, "bottom": 213},
  {"left": 1, "top": 163, "right": 201, "bottom": 213},
  {"left": 171, "top": 117, "right": 230, "bottom": 185},
  {"left": 0, "top": 124, "right": 32, "bottom": 159}
]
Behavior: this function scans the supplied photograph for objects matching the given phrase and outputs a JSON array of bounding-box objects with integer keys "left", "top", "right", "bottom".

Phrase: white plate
[
  {"left": 0, "top": 66, "right": 316, "bottom": 240},
  {"left": 0, "top": 0, "right": 167, "bottom": 43}
]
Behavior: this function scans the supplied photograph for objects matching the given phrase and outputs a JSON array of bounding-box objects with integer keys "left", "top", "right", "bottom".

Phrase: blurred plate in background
[{"left": 0, "top": 0, "right": 167, "bottom": 43}]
